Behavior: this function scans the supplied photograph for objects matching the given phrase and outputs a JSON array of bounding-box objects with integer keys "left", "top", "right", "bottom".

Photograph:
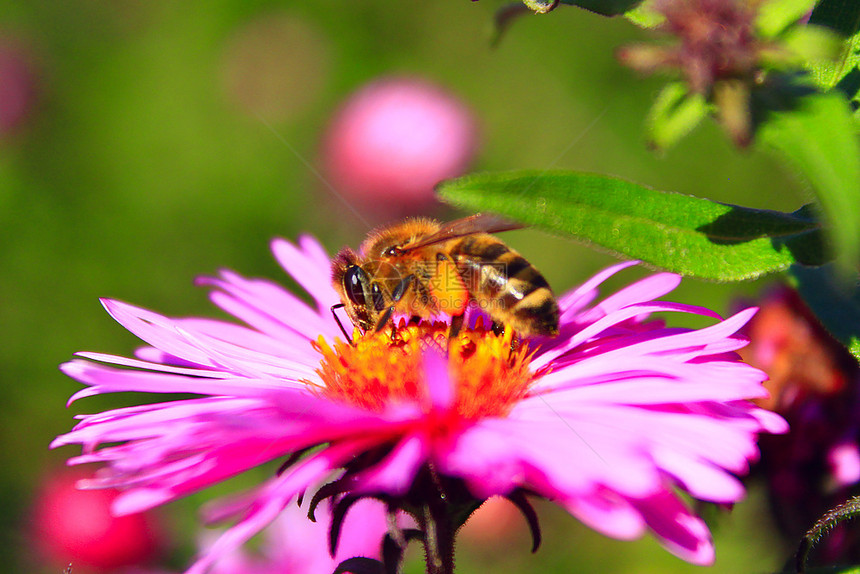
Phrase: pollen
[{"left": 311, "top": 321, "right": 539, "bottom": 420}]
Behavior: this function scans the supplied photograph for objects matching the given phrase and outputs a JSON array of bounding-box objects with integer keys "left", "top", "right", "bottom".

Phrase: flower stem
[{"left": 421, "top": 497, "right": 455, "bottom": 574}]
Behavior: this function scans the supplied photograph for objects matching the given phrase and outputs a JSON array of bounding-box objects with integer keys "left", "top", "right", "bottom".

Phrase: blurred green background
[{"left": 1, "top": 1, "right": 805, "bottom": 572}]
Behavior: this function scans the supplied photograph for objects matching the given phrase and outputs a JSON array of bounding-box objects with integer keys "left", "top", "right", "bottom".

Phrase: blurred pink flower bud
[
  {"left": 829, "top": 441, "right": 860, "bottom": 489},
  {"left": 30, "top": 467, "right": 164, "bottom": 571},
  {"left": 0, "top": 37, "right": 39, "bottom": 136},
  {"left": 322, "top": 77, "right": 478, "bottom": 217}
]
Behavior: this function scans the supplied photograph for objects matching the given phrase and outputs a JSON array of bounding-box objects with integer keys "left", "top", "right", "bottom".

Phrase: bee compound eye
[
  {"left": 343, "top": 266, "right": 368, "bottom": 306},
  {"left": 370, "top": 282, "right": 386, "bottom": 311}
]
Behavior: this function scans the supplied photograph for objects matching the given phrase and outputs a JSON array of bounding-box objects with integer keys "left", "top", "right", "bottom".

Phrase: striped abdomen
[{"left": 447, "top": 234, "right": 559, "bottom": 337}]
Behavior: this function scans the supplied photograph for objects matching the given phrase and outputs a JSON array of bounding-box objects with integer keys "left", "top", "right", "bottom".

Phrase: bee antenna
[{"left": 330, "top": 303, "right": 354, "bottom": 344}]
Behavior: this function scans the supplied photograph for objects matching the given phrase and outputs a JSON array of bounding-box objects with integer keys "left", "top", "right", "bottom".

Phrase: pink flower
[
  {"left": 54, "top": 236, "right": 785, "bottom": 573},
  {"left": 127, "top": 498, "right": 393, "bottom": 574},
  {"left": 198, "top": 497, "right": 393, "bottom": 574}
]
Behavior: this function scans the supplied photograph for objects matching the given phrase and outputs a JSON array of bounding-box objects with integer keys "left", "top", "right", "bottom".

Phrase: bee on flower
[{"left": 53, "top": 231, "right": 785, "bottom": 574}]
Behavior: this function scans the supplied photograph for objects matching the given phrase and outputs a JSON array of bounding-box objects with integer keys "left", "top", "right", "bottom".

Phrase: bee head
[{"left": 332, "top": 248, "right": 386, "bottom": 333}]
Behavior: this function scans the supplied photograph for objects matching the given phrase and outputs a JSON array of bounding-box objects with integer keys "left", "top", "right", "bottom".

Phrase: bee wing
[{"left": 401, "top": 213, "right": 523, "bottom": 252}]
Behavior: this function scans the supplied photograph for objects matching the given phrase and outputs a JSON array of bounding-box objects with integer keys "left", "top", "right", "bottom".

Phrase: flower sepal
[
  {"left": 333, "top": 556, "right": 386, "bottom": 574},
  {"left": 308, "top": 463, "right": 542, "bottom": 574}
]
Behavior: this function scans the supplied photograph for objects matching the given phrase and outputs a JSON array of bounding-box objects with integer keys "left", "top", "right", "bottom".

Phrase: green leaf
[
  {"left": 756, "top": 0, "right": 817, "bottom": 38},
  {"left": 806, "top": 27, "right": 860, "bottom": 95},
  {"left": 789, "top": 264, "right": 860, "bottom": 360},
  {"left": 559, "top": 0, "right": 643, "bottom": 17},
  {"left": 807, "top": 0, "right": 860, "bottom": 104},
  {"left": 522, "top": 0, "right": 557, "bottom": 13},
  {"left": 436, "top": 170, "right": 828, "bottom": 281},
  {"left": 757, "top": 90, "right": 860, "bottom": 271},
  {"left": 809, "top": 0, "right": 860, "bottom": 38},
  {"left": 624, "top": 0, "right": 664, "bottom": 28},
  {"left": 646, "top": 82, "right": 709, "bottom": 150},
  {"left": 781, "top": 25, "right": 844, "bottom": 65}
]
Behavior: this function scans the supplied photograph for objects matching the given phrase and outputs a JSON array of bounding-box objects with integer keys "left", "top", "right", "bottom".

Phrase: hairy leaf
[
  {"left": 807, "top": 0, "right": 860, "bottom": 111},
  {"left": 437, "top": 170, "right": 828, "bottom": 280},
  {"left": 758, "top": 91, "right": 860, "bottom": 270}
]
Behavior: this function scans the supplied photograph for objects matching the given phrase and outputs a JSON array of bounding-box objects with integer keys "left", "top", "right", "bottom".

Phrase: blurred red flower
[{"left": 31, "top": 467, "right": 164, "bottom": 571}]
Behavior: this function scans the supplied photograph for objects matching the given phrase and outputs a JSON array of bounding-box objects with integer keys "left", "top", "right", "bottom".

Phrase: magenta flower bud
[
  {"left": 829, "top": 441, "right": 860, "bottom": 488},
  {"left": 322, "top": 77, "right": 478, "bottom": 216}
]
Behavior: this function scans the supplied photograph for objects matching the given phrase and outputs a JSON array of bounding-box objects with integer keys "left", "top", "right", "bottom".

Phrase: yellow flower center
[{"left": 311, "top": 322, "right": 539, "bottom": 420}]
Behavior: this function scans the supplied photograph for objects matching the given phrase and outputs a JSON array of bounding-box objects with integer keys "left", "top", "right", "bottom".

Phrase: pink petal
[
  {"left": 423, "top": 346, "right": 454, "bottom": 410},
  {"left": 560, "top": 489, "right": 646, "bottom": 540},
  {"left": 271, "top": 236, "right": 340, "bottom": 311},
  {"left": 631, "top": 491, "right": 715, "bottom": 565},
  {"left": 185, "top": 443, "right": 356, "bottom": 574},
  {"left": 557, "top": 260, "right": 640, "bottom": 318},
  {"left": 578, "top": 272, "right": 684, "bottom": 323},
  {"left": 352, "top": 433, "right": 427, "bottom": 495}
]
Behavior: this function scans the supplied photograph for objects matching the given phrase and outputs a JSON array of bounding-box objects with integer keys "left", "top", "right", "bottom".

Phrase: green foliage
[
  {"left": 758, "top": 90, "right": 860, "bottom": 270},
  {"left": 646, "top": 82, "right": 709, "bottom": 149},
  {"left": 756, "top": 0, "right": 817, "bottom": 37},
  {"left": 809, "top": 0, "right": 860, "bottom": 38},
  {"left": 779, "top": 25, "right": 845, "bottom": 66},
  {"left": 809, "top": 32, "right": 860, "bottom": 105},
  {"left": 623, "top": 1, "right": 665, "bottom": 28},
  {"left": 521, "top": 0, "right": 558, "bottom": 13},
  {"left": 559, "top": 0, "right": 643, "bottom": 17},
  {"left": 789, "top": 264, "right": 860, "bottom": 360},
  {"left": 437, "top": 170, "right": 828, "bottom": 280},
  {"left": 807, "top": 0, "right": 860, "bottom": 110}
]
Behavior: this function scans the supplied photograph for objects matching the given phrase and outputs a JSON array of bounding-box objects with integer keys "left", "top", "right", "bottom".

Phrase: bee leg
[
  {"left": 374, "top": 306, "right": 395, "bottom": 333},
  {"left": 330, "top": 303, "right": 353, "bottom": 345},
  {"left": 449, "top": 313, "right": 465, "bottom": 339},
  {"left": 391, "top": 274, "right": 416, "bottom": 303},
  {"left": 374, "top": 274, "right": 416, "bottom": 337},
  {"left": 447, "top": 313, "right": 465, "bottom": 355}
]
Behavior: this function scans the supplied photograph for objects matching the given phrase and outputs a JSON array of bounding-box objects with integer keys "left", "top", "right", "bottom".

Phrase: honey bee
[{"left": 331, "top": 213, "right": 559, "bottom": 340}]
